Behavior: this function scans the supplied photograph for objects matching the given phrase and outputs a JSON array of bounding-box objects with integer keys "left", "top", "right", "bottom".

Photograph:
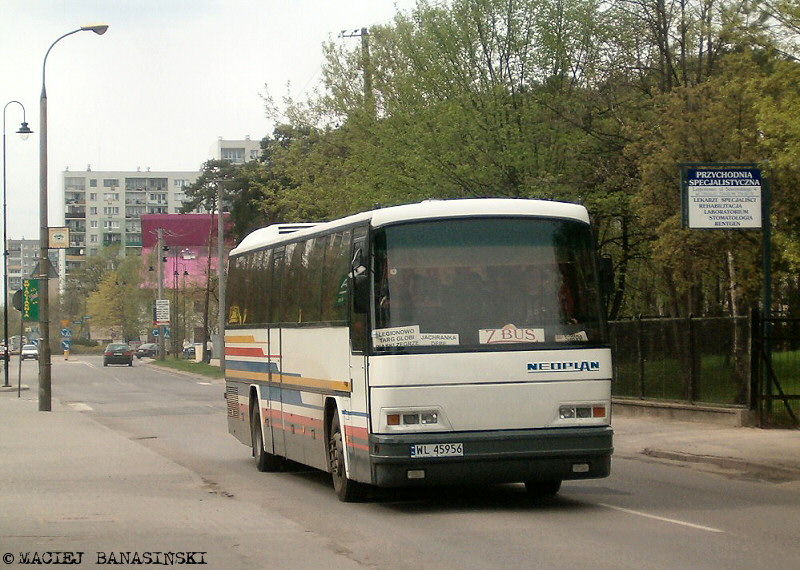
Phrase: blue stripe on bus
[
  {"left": 228, "top": 359, "right": 301, "bottom": 376},
  {"left": 343, "top": 409, "right": 369, "bottom": 418},
  {"left": 257, "top": 385, "right": 324, "bottom": 411}
]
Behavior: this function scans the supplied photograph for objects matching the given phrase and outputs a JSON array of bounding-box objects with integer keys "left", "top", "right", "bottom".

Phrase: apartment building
[
  {"left": 6, "top": 239, "right": 58, "bottom": 292},
  {"left": 62, "top": 167, "right": 199, "bottom": 276},
  {"left": 212, "top": 136, "right": 262, "bottom": 164}
]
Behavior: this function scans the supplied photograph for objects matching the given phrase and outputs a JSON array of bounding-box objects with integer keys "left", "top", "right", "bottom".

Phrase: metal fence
[
  {"left": 753, "top": 315, "right": 800, "bottom": 427},
  {"left": 609, "top": 316, "right": 751, "bottom": 407},
  {"left": 610, "top": 313, "right": 800, "bottom": 427}
]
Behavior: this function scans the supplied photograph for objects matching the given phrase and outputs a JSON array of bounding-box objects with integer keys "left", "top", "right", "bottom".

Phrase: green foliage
[{"left": 243, "top": 0, "right": 800, "bottom": 318}]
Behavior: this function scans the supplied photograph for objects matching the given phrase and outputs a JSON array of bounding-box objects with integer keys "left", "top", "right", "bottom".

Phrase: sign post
[{"left": 680, "top": 162, "right": 771, "bottom": 409}]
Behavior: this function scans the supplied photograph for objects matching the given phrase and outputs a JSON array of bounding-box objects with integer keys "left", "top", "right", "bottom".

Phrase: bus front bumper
[{"left": 368, "top": 426, "right": 613, "bottom": 488}]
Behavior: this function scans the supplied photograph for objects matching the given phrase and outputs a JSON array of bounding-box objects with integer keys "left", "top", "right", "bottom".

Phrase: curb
[
  {"left": 0, "top": 384, "right": 30, "bottom": 393},
  {"left": 640, "top": 448, "right": 800, "bottom": 482}
]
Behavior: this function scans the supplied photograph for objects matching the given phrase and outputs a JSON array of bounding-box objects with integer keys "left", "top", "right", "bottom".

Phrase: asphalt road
[{"left": 40, "top": 355, "right": 800, "bottom": 569}]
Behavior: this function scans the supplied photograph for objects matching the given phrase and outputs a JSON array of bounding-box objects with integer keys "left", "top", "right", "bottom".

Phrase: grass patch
[{"left": 150, "top": 357, "right": 224, "bottom": 379}]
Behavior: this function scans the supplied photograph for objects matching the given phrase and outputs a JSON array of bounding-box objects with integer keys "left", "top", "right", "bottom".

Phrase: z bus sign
[{"left": 681, "top": 163, "right": 762, "bottom": 229}]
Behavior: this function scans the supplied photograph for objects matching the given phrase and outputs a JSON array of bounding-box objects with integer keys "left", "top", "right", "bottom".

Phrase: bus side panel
[
  {"left": 269, "top": 326, "right": 287, "bottom": 459},
  {"left": 225, "top": 329, "right": 277, "bottom": 453},
  {"left": 278, "top": 327, "right": 351, "bottom": 472},
  {"left": 226, "top": 379, "right": 251, "bottom": 446}
]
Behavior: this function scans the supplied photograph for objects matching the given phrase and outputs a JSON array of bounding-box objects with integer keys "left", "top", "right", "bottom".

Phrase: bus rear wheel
[
  {"left": 328, "top": 412, "right": 365, "bottom": 502},
  {"left": 251, "top": 407, "right": 283, "bottom": 472}
]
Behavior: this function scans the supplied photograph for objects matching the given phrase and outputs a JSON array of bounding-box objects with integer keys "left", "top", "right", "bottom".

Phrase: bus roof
[{"left": 230, "top": 198, "right": 589, "bottom": 257}]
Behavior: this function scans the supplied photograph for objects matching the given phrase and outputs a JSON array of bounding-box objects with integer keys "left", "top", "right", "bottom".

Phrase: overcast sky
[{"left": 0, "top": 0, "right": 417, "bottom": 246}]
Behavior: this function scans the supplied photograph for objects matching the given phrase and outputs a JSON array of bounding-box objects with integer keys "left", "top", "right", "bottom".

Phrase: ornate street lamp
[{"left": 2, "top": 101, "right": 33, "bottom": 388}]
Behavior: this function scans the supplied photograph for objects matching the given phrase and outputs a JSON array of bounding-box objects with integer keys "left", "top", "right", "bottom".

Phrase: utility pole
[
  {"left": 340, "top": 27, "right": 374, "bottom": 117},
  {"left": 217, "top": 180, "right": 226, "bottom": 375}
]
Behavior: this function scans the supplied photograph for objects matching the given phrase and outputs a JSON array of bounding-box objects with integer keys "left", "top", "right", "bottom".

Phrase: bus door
[
  {"left": 347, "top": 229, "right": 370, "bottom": 481},
  {"left": 349, "top": 230, "right": 369, "bottom": 388},
  {"left": 268, "top": 246, "right": 286, "bottom": 458}
]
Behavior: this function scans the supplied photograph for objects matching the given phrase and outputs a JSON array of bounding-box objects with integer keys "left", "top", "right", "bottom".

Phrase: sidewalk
[
  {"left": 0, "top": 393, "right": 366, "bottom": 568},
  {"left": 612, "top": 415, "right": 800, "bottom": 482}
]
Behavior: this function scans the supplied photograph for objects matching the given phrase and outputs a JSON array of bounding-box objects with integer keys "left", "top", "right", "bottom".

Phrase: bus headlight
[
  {"left": 383, "top": 408, "right": 447, "bottom": 431},
  {"left": 387, "top": 410, "right": 438, "bottom": 426},
  {"left": 559, "top": 404, "right": 607, "bottom": 420}
]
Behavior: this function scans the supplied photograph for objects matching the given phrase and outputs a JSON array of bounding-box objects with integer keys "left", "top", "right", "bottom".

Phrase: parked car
[
  {"left": 0, "top": 345, "right": 8, "bottom": 361},
  {"left": 183, "top": 345, "right": 196, "bottom": 360},
  {"left": 20, "top": 344, "right": 39, "bottom": 361},
  {"left": 103, "top": 343, "right": 133, "bottom": 367},
  {"left": 135, "top": 343, "right": 165, "bottom": 359}
]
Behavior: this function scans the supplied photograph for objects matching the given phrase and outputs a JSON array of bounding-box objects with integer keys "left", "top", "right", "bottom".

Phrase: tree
[{"left": 85, "top": 256, "right": 147, "bottom": 342}]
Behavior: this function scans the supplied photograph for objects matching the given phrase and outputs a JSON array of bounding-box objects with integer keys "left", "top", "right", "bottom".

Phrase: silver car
[{"left": 20, "top": 344, "right": 39, "bottom": 361}]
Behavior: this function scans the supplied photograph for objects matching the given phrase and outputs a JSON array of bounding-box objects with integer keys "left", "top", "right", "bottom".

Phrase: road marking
[
  {"left": 67, "top": 402, "right": 94, "bottom": 412},
  {"left": 599, "top": 503, "right": 724, "bottom": 533}
]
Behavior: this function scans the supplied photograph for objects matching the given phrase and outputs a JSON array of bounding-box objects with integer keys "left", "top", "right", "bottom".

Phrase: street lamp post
[
  {"left": 2, "top": 101, "right": 33, "bottom": 388},
  {"left": 39, "top": 24, "right": 108, "bottom": 411}
]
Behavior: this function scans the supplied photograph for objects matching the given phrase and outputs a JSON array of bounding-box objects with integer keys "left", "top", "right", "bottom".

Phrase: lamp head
[
  {"left": 16, "top": 121, "right": 33, "bottom": 140},
  {"left": 81, "top": 24, "right": 109, "bottom": 35}
]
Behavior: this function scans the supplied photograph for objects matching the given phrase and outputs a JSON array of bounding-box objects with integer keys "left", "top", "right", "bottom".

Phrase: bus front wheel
[
  {"left": 251, "top": 407, "right": 283, "bottom": 472},
  {"left": 524, "top": 479, "right": 562, "bottom": 498},
  {"left": 328, "top": 412, "right": 365, "bottom": 502}
]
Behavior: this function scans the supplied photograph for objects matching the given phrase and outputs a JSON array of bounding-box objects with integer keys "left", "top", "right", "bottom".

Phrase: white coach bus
[{"left": 225, "top": 199, "right": 613, "bottom": 501}]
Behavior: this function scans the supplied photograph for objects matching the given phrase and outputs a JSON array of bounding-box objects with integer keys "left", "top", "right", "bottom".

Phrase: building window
[
  {"left": 149, "top": 193, "right": 167, "bottom": 203},
  {"left": 65, "top": 177, "right": 86, "bottom": 191},
  {"left": 90, "top": 221, "right": 98, "bottom": 228},
  {"left": 221, "top": 148, "right": 245, "bottom": 163},
  {"left": 103, "top": 221, "right": 120, "bottom": 230},
  {"left": 90, "top": 207, "right": 97, "bottom": 215},
  {"left": 90, "top": 235, "right": 98, "bottom": 243},
  {"left": 103, "top": 192, "right": 120, "bottom": 201},
  {"left": 89, "top": 193, "right": 97, "bottom": 201},
  {"left": 103, "top": 207, "right": 120, "bottom": 215},
  {"left": 174, "top": 179, "right": 190, "bottom": 187},
  {"left": 103, "top": 179, "right": 119, "bottom": 188},
  {"left": 90, "top": 179, "right": 98, "bottom": 187}
]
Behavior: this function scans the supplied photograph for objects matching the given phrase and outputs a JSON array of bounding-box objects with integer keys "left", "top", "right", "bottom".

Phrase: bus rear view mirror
[
  {"left": 353, "top": 273, "right": 369, "bottom": 314},
  {"left": 599, "top": 255, "right": 614, "bottom": 298},
  {"left": 351, "top": 247, "right": 369, "bottom": 313}
]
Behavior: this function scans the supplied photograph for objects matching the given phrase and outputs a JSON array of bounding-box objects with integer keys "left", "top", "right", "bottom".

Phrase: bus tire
[
  {"left": 251, "top": 407, "right": 283, "bottom": 472},
  {"left": 328, "top": 412, "right": 365, "bottom": 502},
  {"left": 524, "top": 479, "right": 562, "bottom": 498}
]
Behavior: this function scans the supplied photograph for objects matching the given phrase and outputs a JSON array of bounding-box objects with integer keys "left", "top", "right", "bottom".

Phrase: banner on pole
[{"left": 22, "top": 279, "right": 40, "bottom": 322}]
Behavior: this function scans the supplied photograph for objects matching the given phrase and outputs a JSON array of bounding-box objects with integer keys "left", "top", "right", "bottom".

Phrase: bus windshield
[{"left": 372, "top": 217, "right": 606, "bottom": 351}]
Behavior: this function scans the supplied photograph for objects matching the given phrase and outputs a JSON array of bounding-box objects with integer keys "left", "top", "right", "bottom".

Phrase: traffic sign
[
  {"left": 152, "top": 328, "right": 159, "bottom": 337},
  {"left": 61, "top": 328, "right": 73, "bottom": 338},
  {"left": 61, "top": 340, "right": 72, "bottom": 351},
  {"left": 154, "top": 299, "right": 170, "bottom": 325}
]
